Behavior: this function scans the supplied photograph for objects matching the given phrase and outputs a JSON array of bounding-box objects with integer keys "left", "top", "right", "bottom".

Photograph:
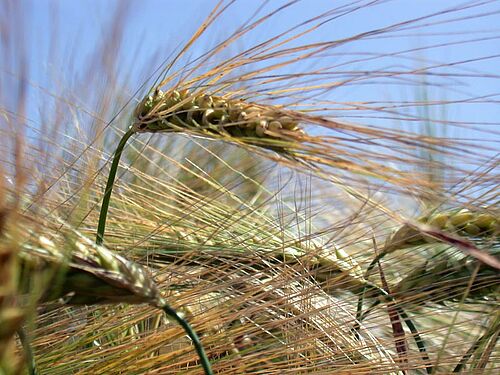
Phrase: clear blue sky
[{"left": 3, "top": 0, "right": 499, "bottom": 151}]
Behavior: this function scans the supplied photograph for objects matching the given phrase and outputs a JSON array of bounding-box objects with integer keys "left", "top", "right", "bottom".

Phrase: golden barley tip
[
  {"left": 424, "top": 209, "right": 498, "bottom": 235},
  {"left": 384, "top": 208, "right": 499, "bottom": 254},
  {"left": 427, "top": 213, "right": 449, "bottom": 229},
  {"left": 132, "top": 88, "right": 305, "bottom": 151}
]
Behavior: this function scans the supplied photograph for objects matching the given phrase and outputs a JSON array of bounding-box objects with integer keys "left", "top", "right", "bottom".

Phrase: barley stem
[
  {"left": 395, "top": 307, "right": 432, "bottom": 374},
  {"left": 17, "top": 328, "right": 37, "bottom": 375},
  {"left": 161, "top": 303, "right": 213, "bottom": 375},
  {"left": 96, "top": 128, "right": 134, "bottom": 245},
  {"left": 355, "top": 253, "right": 385, "bottom": 334},
  {"left": 94, "top": 130, "right": 213, "bottom": 373}
]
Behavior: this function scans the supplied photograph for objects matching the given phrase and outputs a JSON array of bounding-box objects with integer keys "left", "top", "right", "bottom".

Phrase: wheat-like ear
[
  {"left": 356, "top": 208, "right": 499, "bottom": 317},
  {"left": 353, "top": 207, "right": 499, "bottom": 372},
  {"left": 365, "top": 237, "right": 499, "bottom": 372},
  {"left": 96, "top": 85, "right": 304, "bottom": 246},
  {"left": 19, "top": 223, "right": 213, "bottom": 375},
  {"left": 96, "top": 89, "right": 305, "bottom": 246},
  {"left": 372, "top": 209, "right": 498, "bottom": 306},
  {"left": 21, "top": 231, "right": 162, "bottom": 305},
  {"left": 360, "top": 208, "right": 499, "bottom": 284},
  {"left": 383, "top": 208, "right": 498, "bottom": 255},
  {"left": 133, "top": 88, "right": 305, "bottom": 153},
  {"left": 150, "top": 226, "right": 380, "bottom": 297},
  {"left": 392, "top": 245, "right": 499, "bottom": 304}
]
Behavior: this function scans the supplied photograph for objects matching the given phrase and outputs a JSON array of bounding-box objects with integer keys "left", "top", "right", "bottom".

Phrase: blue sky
[{"left": 3, "top": 0, "right": 499, "bottom": 151}]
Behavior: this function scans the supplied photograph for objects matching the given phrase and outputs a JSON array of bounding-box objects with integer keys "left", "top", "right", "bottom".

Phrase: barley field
[{"left": 1, "top": 1, "right": 499, "bottom": 374}]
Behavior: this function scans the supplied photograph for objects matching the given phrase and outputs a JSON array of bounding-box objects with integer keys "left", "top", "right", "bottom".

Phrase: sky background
[{"left": 2, "top": 0, "right": 499, "bottom": 154}]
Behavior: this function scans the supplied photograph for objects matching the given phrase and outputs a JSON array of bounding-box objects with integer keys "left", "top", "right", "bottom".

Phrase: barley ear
[
  {"left": 383, "top": 208, "right": 498, "bottom": 255},
  {"left": 22, "top": 231, "right": 163, "bottom": 305},
  {"left": 21, "top": 228, "right": 213, "bottom": 374},
  {"left": 133, "top": 89, "right": 305, "bottom": 155},
  {"left": 358, "top": 208, "right": 499, "bottom": 311}
]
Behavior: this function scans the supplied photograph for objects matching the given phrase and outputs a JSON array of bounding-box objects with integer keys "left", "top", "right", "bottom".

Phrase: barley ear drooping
[{"left": 19, "top": 224, "right": 213, "bottom": 375}]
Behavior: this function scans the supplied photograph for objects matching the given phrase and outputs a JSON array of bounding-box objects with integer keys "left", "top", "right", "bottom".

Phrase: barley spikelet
[
  {"left": 384, "top": 208, "right": 499, "bottom": 254},
  {"left": 381, "top": 208, "right": 499, "bottom": 303},
  {"left": 96, "top": 88, "right": 306, "bottom": 245},
  {"left": 19, "top": 225, "right": 162, "bottom": 306},
  {"left": 133, "top": 88, "right": 304, "bottom": 154},
  {"left": 148, "top": 217, "right": 375, "bottom": 297},
  {"left": 17, "top": 220, "right": 213, "bottom": 374}
]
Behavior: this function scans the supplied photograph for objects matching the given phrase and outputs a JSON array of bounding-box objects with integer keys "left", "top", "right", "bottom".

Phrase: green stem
[
  {"left": 354, "top": 252, "right": 384, "bottom": 338},
  {"left": 356, "top": 300, "right": 432, "bottom": 374},
  {"left": 161, "top": 304, "right": 213, "bottom": 375},
  {"left": 17, "top": 328, "right": 37, "bottom": 375},
  {"left": 96, "top": 129, "right": 212, "bottom": 374},
  {"left": 96, "top": 129, "right": 134, "bottom": 245}
]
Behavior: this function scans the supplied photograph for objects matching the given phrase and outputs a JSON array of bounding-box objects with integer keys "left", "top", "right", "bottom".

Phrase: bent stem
[
  {"left": 355, "top": 300, "right": 432, "bottom": 374},
  {"left": 355, "top": 252, "right": 385, "bottom": 336},
  {"left": 395, "top": 307, "right": 432, "bottom": 374},
  {"left": 375, "top": 258, "right": 408, "bottom": 369},
  {"left": 161, "top": 303, "right": 213, "bottom": 375},
  {"left": 96, "top": 128, "right": 134, "bottom": 245},
  {"left": 95, "top": 128, "right": 213, "bottom": 373}
]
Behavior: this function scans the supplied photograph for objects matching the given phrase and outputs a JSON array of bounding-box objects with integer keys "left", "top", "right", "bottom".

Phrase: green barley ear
[
  {"left": 382, "top": 231, "right": 499, "bottom": 372},
  {"left": 24, "top": 232, "right": 162, "bottom": 305},
  {"left": 133, "top": 88, "right": 305, "bottom": 153},
  {"left": 366, "top": 209, "right": 500, "bottom": 300},
  {"left": 20, "top": 227, "right": 213, "bottom": 375},
  {"left": 355, "top": 207, "right": 499, "bottom": 370},
  {"left": 379, "top": 210, "right": 498, "bottom": 304},
  {"left": 97, "top": 89, "right": 304, "bottom": 246},
  {"left": 383, "top": 208, "right": 498, "bottom": 254},
  {"left": 373, "top": 212, "right": 498, "bottom": 307}
]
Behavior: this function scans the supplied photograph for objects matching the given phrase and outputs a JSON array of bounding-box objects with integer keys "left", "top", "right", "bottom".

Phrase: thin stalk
[
  {"left": 376, "top": 258, "right": 408, "bottom": 371},
  {"left": 395, "top": 307, "right": 432, "bottom": 374},
  {"left": 96, "top": 128, "right": 134, "bottom": 245},
  {"left": 161, "top": 303, "right": 213, "bottom": 375},
  {"left": 356, "top": 301, "right": 432, "bottom": 374},
  {"left": 355, "top": 252, "right": 385, "bottom": 336},
  {"left": 95, "top": 129, "right": 212, "bottom": 373},
  {"left": 17, "top": 328, "right": 37, "bottom": 375}
]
